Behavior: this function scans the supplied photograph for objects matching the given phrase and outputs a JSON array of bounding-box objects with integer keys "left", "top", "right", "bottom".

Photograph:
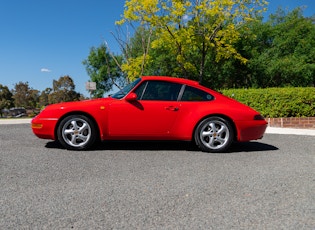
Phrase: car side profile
[{"left": 32, "top": 76, "right": 267, "bottom": 153}]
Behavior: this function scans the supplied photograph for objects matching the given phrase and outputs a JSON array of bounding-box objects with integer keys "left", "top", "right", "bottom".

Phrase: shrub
[{"left": 221, "top": 87, "right": 315, "bottom": 118}]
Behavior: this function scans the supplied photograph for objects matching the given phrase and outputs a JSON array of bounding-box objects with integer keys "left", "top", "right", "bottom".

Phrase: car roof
[{"left": 140, "top": 76, "right": 200, "bottom": 86}]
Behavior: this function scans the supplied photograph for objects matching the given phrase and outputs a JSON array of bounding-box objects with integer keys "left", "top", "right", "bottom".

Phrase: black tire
[
  {"left": 194, "top": 116, "right": 234, "bottom": 153},
  {"left": 57, "top": 115, "right": 97, "bottom": 150}
]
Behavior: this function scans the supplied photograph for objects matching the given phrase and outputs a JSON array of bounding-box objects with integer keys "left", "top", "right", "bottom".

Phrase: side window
[
  {"left": 133, "top": 82, "right": 147, "bottom": 99},
  {"left": 135, "top": 81, "right": 182, "bottom": 101},
  {"left": 181, "top": 85, "right": 214, "bottom": 101}
]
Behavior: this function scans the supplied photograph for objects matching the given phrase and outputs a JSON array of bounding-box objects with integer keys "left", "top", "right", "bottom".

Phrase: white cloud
[
  {"left": 41, "top": 68, "right": 52, "bottom": 72},
  {"left": 183, "top": 14, "right": 190, "bottom": 21}
]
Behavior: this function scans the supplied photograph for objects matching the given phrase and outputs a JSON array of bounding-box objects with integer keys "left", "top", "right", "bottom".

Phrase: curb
[
  {"left": 265, "top": 127, "right": 315, "bottom": 136},
  {"left": 0, "top": 118, "right": 32, "bottom": 125}
]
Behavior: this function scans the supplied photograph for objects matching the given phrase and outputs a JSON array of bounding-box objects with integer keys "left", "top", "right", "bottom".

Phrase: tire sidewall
[
  {"left": 57, "top": 115, "right": 97, "bottom": 150},
  {"left": 194, "top": 116, "right": 234, "bottom": 153}
]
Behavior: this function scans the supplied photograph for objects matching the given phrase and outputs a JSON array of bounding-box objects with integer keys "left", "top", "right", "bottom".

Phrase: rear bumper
[
  {"left": 31, "top": 117, "right": 58, "bottom": 140},
  {"left": 235, "top": 120, "right": 268, "bottom": 142}
]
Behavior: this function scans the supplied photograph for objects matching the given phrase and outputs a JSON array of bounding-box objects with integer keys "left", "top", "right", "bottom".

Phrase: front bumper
[{"left": 31, "top": 117, "right": 58, "bottom": 140}]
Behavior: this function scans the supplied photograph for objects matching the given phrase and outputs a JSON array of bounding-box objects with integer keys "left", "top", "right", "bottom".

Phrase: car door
[{"left": 108, "top": 80, "right": 183, "bottom": 138}]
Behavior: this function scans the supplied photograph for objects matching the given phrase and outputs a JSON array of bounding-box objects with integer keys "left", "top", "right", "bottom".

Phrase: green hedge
[{"left": 221, "top": 87, "right": 315, "bottom": 118}]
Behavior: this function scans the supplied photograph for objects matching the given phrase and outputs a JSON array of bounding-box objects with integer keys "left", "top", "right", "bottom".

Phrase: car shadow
[
  {"left": 228, "top": 141, "right": 278, "bottom": 153},
  {"left": 45, "top": 140, "right": 278, "bottom": 153}
]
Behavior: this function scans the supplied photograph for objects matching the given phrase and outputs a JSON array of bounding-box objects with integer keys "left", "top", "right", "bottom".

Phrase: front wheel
[
  {"left": 194, "top": 116, "right": 234, "bottom": 153},
  {"left": 57, "top": 115, "right": 97, "bottom": 150}
]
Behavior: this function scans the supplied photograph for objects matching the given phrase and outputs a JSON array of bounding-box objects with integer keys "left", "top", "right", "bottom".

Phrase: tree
[
  {"left": 83, "top": 44, "right": 125, "bottom": 98},
  {"left": 246, "top": 8, "right": 315, "bottom": 87},
  {"left": 120, "top": 26, "right": 154, "bottom": 81},
  {"left": 48, "top": 76, "right": 81, "bottom": 104},
  {"left": 117, "top": 0, "right": 268, "bottom": 83},
  {"left": 0, "top": 84, "right": 13, "bottom": 117},
  {"left": 39, "top": 87, "right": 52, "bottom": 108},
  {"left": 12, "top": 82, "right": 39, "bottom": 109},
  {"left": 197, "top": 7, "right": 315, "bottom": 89},
  {"left": 28, "top": 89, "right": 40, "bottom": 109}
]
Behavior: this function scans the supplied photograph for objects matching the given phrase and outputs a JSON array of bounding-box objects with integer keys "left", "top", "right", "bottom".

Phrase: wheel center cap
[{"left": 74, "top": 130, "right": 79, "bottom": 135}]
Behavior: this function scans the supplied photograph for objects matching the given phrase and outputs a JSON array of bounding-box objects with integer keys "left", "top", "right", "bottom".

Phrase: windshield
[{"left": 111, "top": 78, "right": 141, "bottom": 99}]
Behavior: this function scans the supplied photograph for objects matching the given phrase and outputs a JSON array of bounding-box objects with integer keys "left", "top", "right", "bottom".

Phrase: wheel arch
[
  {"left": 192, "top": 114, "right": 238, "bottom": 141},
  {"left": 54, "top": 111, "right": 101, "bottom": 141}
]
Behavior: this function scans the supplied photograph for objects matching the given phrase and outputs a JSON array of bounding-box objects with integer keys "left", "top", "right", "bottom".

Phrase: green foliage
[
  {"left": 117, "top": 0, "right": 267, "bottom": 82},
  {"left": 48, "top": 76, "right": 81, "bottom": 104},
  {"left": 0, "top": 76, "right": 84, "bottom": 111},
  {"left": 115, "top": 6, "right": 315, "bottom": 90},
  {"left": 39, "top": 88, "right": 52, "bottom": 107},
  {"left": 12, "top": 82, "right": 39, "bottom": 109},
  {"left": 0, "top": 84, "right": 13, "bottom": 117},
  {"left": 221, "top": 87, "right": 315, "bottom": 118},
  {"left": 83, "top": 44, "right": 125, "bottom": 98},
  {"left": 246, "top": 8, "right": 315, "bottom": 88}
]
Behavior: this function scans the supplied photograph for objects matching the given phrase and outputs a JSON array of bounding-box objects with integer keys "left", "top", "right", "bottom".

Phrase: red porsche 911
[{"left": 32, "top": 76, "right": 267, "bottom": 153}]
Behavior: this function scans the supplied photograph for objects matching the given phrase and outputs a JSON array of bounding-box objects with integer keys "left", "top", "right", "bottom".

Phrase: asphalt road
[{"left": 0, "top": 124, "right": 314, "bottom": 229}]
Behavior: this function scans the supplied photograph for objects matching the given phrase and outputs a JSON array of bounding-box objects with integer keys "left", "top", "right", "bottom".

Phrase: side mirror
[{"left": 125, "top": 92, "right": 138, "bottom": 101}]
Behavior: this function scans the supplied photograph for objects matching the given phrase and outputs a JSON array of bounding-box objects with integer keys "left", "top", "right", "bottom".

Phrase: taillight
[{"left": 254, "top": 114, "right": 265, "bottom": 120}]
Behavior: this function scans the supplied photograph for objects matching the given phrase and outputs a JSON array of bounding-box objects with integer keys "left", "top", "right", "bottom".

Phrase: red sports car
[{"left": 32, "top": 76, "right": 267, "bottom": 152}]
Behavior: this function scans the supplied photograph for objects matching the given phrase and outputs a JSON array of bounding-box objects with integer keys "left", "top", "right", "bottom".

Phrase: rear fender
[{"left": 192, "top": 114, "right": 238, "bottom": 142}]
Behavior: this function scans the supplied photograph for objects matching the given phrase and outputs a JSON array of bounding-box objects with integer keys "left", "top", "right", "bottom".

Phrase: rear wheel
[
  {"left": 194, "top": 116, "right": 234, "bottom": 153},
  {"left": 57, "top": 115, "right": 97, "bottom": 150}
]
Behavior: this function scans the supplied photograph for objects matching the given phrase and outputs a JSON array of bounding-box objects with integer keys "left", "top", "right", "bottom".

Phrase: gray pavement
[
  {"left": 1, "top": 118, "right": 315, "bottom": 136},
  {"left": 1, "top": 124, "right": 314, "bottom": 229}
]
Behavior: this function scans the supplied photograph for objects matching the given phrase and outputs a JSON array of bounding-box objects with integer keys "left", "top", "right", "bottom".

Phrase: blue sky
[{"left": 0, "top": 0, "right": 314, "bottom": 97}]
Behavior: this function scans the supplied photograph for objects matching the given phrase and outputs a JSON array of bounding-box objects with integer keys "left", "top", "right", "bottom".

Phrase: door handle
[{"left": 165, "top": 106, "right": 179, "bottom": 111}]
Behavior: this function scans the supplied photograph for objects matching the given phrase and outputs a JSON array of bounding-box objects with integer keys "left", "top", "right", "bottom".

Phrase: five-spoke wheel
[
  {"left": 57, "top": 115, "right": 97, "bottom": 150},
  {"left": 194, "top": 116, "right": 234, "bottom": 153}
]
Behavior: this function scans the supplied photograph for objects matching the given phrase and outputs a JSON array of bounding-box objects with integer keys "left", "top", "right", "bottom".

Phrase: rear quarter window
[{"left": 181, "top": 85, "right": 214, "bottom": 101}]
